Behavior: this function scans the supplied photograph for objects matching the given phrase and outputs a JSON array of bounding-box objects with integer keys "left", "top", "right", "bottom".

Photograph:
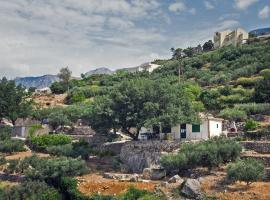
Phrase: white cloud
[
  {"left": 168, "top": 1, "right": 196, "bottom": 15},
  {"left": 258, "top": 6, "right": 270, "bottom": 19},
  {"left": 168, "top": 1, "right": 187, "bottom": 13},
  {"left": 234, "top": 0, "right": 259, "bottom": 10},
  {"left": 204, "top": 1, "right": 215, "bottom": 10},
  {"left": 107, "top": 17, "right": 134, "bottom": 30},
  {"left": 0, "top": 0, "right": 169, "bottom": 78}
]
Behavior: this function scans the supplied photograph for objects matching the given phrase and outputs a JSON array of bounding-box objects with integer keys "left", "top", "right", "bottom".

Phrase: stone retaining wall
[
  {"left": 120, "top": 140, "right": 182, "bottom": 173},
  {"left": 241, "top": 141, "right": 270, "bottom": 154}
]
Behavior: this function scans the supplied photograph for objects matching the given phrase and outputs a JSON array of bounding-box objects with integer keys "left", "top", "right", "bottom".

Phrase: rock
[
  {"left": 168, "top": 175, "right": 184, "bottom": 184},
  {"left": 142, "top": 166, "right": 166, "bottom": 180},
  {"left": 197, "top": 177, "right": 205, "bottom": 183},
  {"left": 181, "top": 179, "right": 202, "bottom": 199},
  {"left": 161, "top": 181, "right": 169, "bottom": 188},
  {"left": 103, "top": 173, "right": 140, "bottom": 182}
]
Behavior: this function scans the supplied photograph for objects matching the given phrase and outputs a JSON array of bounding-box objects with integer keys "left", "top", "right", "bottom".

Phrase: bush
[
  {"left": 254, "top": 77, "right": 270, "bottom": 103},
  {"left": 161, "top": 137, "right": 242, "bottom": 172},
  {"left": 235, "top": 76, "right": 264, "bottom": 87},
  {"left": 0, "top": 125, "right": 12, "bottom": 140},
  {"left": 11, "top": 155, "right": 88, "bottom": 181},
  {"left": 119, "top": 187, "right": 152, "bottom": 200},
  {"left": 0, "top": 139, "right": 25, "bottom": 153},
  {"left": 244, "top": 119, "right": 259, "bottom": 131},
  {"left": 30, "top": 134, "right": 72, "bottom": 151},
  {"left": 48, "top": 112, "right": 71, "bottom": 130},
  {"left": 28, "top": 124, "right": 42, "bottom": 138},
  {"left": 59, "top": 177, "right": 91, "bottom": 200},
  {"left": 46, "top": 140, "right": 92, "bottom": 160},
  {"left": 46, "top": 144, "right": 74, "bottom": 157},
  {"left": 227, "top": 159, "right": 266, "bottom": 185},
  {"left": 218, "top": 108, "right": 247, "bottom": 121},
  {"left": 50, "top": 81, "right": 68, "bottom": 94},
  {"left": 259, "top": 68, "right": 270, "bottom": 78},
  {"left": 234, "top": 103, "right": 270, "bottom": 115},
  {"left": 0, "top": 156, "right": 6, "bottom": 165},
  {"left": 0, "top": 181, "right": 60, "bottom": 200}
]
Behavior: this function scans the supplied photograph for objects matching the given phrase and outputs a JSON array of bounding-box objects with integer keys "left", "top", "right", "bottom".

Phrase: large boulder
[
  {"left": 181, "top": 179, "right": 202, "bottom": 199},
  {"left": 142, "top": 166, "right": 166, "bottom": 180},
  {"left": 168, "top": 175, "right": 184, "bottom": 185}
]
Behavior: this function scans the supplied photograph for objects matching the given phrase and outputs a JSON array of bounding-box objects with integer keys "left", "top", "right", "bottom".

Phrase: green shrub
[
  {"left": 0, "top": 139, "right": 25, "bottom": 153},
  {"left": 235, "top": 76, "right": 264, "bottom": 87},
  {"left": 12, "top": 155, "right": 88, "bottom": 181},
  {"left": 161, "top": 137, "right": 242, "bottom": 172},
  {"left": 50, "top": 81, "right": 68, "bottom": 94},
  {"left": 28, "top": 124, "right": 42, "bottom": 138},
  {"left": 48, "top": 112, "right": 71, "bottom": 130},
  {"left": 46, "top": 144, "right": 74, "bottom": 157},
  {"left": 227, "top": 159, "right": 266, "bottom": 185},
  {"left": 0, "top": 125, "right": 12, "bottom": 140},
  {"left": 59, "top": 177, "right": 91, "bottom": 200},
  {"left": 218, "top": 108, "right": 247, "bottom": 121},
  {"left": 259, "top": 68, "right": 270, "bottom": 78},
  {"left": 234, "top": 103, "right": 270, "bottom": 115},
  {"left": 119, "top": 187, "right": 151, "bottom": 200},
  {"left": 46, "top": 140, "right": 92, "bottom": 160},
  {"left": 254, "top": 77, "right": 270, "bottom": 103},
  {"left": 30, "top": 134, "right": 72, "bottom": 151},
  {"left": 0, "top": 181, "right": 60, "bottom": 200},
  {"left": 244, "top": 119, "right": 259, "bottom": 131},
  {"left": 0, "top": 157, "right": 6, "bottom": 165},
  {"left": 72, "top": 140, "right": 92, "bottom": 160}
]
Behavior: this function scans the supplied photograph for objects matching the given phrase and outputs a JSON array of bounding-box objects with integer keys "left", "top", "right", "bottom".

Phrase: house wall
[
  {"left": 187, "top": 120, "right": 209, "bottom": 140},
  {"left": 171, "top": 120, "right": 209, "bottom": 140},
  {"left": 209, "top": 120, "right": 222, "bottom": 137}
]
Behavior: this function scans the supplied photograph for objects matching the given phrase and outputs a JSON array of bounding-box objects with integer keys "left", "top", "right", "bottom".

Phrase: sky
[{"left": 0, "top": 0, "right": 269, "bottom": 78}]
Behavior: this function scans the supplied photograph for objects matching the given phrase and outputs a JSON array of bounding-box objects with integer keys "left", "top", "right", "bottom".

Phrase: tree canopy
[
  {"left": 89, "top": 78, "right": 198, "bottom": 139},
  {"left": 0, "top": 77, "right": 32, "bottom": 124}
]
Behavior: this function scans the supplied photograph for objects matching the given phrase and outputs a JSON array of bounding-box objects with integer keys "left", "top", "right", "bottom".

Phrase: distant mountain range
[
  {"left": 14, "top": 75, "right": 59, "bottom": 89},
  {"left": 14, "top": 63, "right": 160, "bottom": 89},
  {"left": 85, "top": 67, "right": 113, "bottom": 76}
]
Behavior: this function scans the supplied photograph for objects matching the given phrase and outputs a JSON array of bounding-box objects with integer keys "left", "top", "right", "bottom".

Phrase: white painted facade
[
  {"left": 170, "top": 118, "right": 223, "bottom": 140},
  {"left": 139, "top": 116, "right": 223, "bottom": 141}
]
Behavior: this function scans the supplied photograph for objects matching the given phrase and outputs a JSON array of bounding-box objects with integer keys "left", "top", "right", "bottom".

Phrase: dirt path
[
  {"left": 77, "top": 173, "right": 159, "bottom": 196},
  {"left": 4, "top": 151, "right": 49, "bottom": 160},
  {"left": 201, "top": 173, "right": 270, "bottom": 200}
]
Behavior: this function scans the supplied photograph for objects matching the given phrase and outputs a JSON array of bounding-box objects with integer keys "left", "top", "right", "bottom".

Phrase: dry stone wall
[
  {"left": 120, "top": 140, "right": 182, "bottom": 173},
  {"left": 241, "top": 141, "right": 270, "bottom": 154}
]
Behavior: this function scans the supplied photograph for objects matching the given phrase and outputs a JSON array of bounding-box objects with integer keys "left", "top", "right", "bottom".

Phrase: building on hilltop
[
  {"left": 121, "top": 62, "right": 160, "bottom": 73},
  {"left": 214, "top": 28, "right": 249, "bottom": 48}
]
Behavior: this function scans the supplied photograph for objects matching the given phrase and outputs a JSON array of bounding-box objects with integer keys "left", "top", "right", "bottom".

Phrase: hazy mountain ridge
[
  {"left": 85, "top": 67, "right": 113, "bottom": 76},
  {"left": 14, "top": 75, "right": 59, "bottom": 89}
]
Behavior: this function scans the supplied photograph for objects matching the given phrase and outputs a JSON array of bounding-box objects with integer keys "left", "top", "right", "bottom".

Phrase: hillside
[
  {"left": 85, "top": 67, "right": 113, "bottom": 77},
  {"left": 14, "top": 74, "right": 59, "bottom": 89}
]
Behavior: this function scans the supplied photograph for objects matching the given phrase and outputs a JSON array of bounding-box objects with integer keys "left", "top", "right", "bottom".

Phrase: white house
[
  {"left": 139, "top": 115, "right": 224, "bottom": 141},
  {"left": 170, "top": 116, "right": 223, "bottom": 141},
  {"left": 35, "top": 87, "right": 52, "bottom": 94}
]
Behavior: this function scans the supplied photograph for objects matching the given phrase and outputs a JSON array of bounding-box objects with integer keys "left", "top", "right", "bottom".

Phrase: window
[
  {"left": 217, "top": 124, "right": 219, "bottom": 128},
  {"left": 192, "top": 124, "right": 200, "bottom": 133}
]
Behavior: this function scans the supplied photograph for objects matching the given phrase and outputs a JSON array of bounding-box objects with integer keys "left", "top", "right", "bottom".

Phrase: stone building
[{"left": 214, "top": 28, "right": 249, "bottom": 48}]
